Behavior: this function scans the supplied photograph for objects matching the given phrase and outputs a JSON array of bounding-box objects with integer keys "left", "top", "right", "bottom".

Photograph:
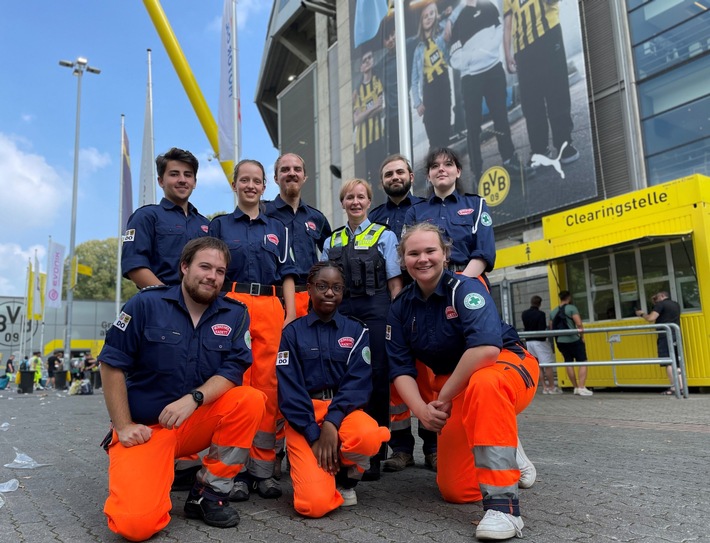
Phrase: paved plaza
[{"left": 0, "top": 385, "right": 708, "bottom": 543}]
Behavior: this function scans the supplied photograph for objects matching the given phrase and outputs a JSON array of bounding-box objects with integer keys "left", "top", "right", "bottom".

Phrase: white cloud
[
  {"left": 79, "top": 147, "right": 111, "bottom": 175},
  {"left": 0, "top": 242, "right": 45, "bottom": 297},
  {"left": 197, "top": 156, "right": 232, "bottom": 187},
  {"left": 21, "top": 113, "right": 35, "bottom": 123},
  {"left": 0, "top": 133, "right": 67, "bottom": 230},
  {"left": 207, "top": 0, "right": 269, "bottom": 32}
]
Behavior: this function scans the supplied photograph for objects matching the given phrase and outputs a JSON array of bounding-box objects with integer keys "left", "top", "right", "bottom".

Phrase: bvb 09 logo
[
  {"left": 0, "top": 301, "right": 38, "bottom": 349},
  {"left": 478, "top": 166, "right": 510, "bottom": 207}
]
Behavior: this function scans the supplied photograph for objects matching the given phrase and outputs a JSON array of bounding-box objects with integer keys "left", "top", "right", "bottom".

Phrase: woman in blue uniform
[
  {"left": 277, "top": 262, "right": 390, "bottom": 517},
  {"left": 386, "top": 223, "right": 538, "bottom": 541},
  {"left": 321, "top": 178, "right": 402, "bottom": 479},
  {"left": 208, "top": 159, "right": 297, "bottom": 501},
  {"left": 404, "top": 147, "right": 495, "bottom": 278}
]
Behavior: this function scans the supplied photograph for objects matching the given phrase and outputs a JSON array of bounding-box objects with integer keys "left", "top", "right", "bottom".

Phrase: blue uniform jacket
[
  {"left": 121, "top": 197, "right": 209, "bottom": 285},
  {"left": 208, "top": 208, "right": 298, "bottom": 284},
  {"left": 98, "top": 285, "right": 252, "bottom": 425},
  {"left": 264, "top": 196, "right": 332, "bottom": 283},
  {"left": 387, "top": 271, "right": 503, "bottom": 379},
  {"left": 277, "top": 311, "right": 372, "bottom": 445},
  {"left": 404, "top": 192, "right": 496, "bottom": 270},
  {"left": 369, "top": 194, "right": 424, "bottom": 240}
]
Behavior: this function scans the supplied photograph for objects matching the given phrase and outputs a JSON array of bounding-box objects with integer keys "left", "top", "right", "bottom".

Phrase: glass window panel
[
  {"left": 642, "top": 94, "right": 710, "bottom": 156},
  {"left": 633, "top": 11, "right": 710, "bottom": 79},
  {"left": 627, "top": 0, "right": 652, "bottom": 10},
  {"left": 670, "top": 239, "right": 696, "bottom": 277},
  {"left": 640, "top": 245, "right": 669, "bottom": 278},
  {"left": 566, "top": 260, "right": 589, "bottom": 321},
  {"left": 643, "top": 280, "right": 671, "bottom": 309},
  {"left": 615, "top": 250, "right": 641, "bottom": 318},
  {"left": 591, "top": 288, "right": 616, "bottom": 321},
  {"left": 628, "top": 0, "right": 701, "bottom": 45},
  {"left": 588, "top": 255, "right": 612, "bottom": 286},
  {"left": 678, "top": 278, "right": 701, "bottom": 310},
  {"left": 646, "top": 136, "right": 710, "bottom": 185},
  {"left": 490, "top": 285, "right": 503, "bottom": 319}
]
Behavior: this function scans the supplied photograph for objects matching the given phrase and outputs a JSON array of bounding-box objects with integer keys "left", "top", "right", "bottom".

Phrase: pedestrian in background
[{"left": 522, "top": 295, "right": 561, "bottom": 394}]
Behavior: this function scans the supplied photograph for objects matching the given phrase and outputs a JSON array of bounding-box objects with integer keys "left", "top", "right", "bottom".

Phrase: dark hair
[
  {"left": 274, "top": 153, "right": 307, "bottom": 177},
  {"left": 559, "top": 290, "right": 571, "bottom": 302},
  {"left": 425, "top": 147, "right": 464, "bottom": 195},
  {"left": 179, "top": 237, "right": 231, "bottom": 279},
  {"left": 307, "top": 261, "right": 345, "bottom": 285},
  {"left": 156, "top": 148, "right": 199, "bottom": 178},
  {"left": 233, "top": 159, "right": 266, "bottom": 184},
  {"left": 380, "top": 154, "right": 413, "bottom": 177},
  {"left": 530, "top": 295, "right": 542, "bottom": 307}
]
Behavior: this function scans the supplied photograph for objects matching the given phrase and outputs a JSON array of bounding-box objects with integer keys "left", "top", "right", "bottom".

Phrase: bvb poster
[{"left": 349, "top": 0, "right": 597, "bottom": 224}]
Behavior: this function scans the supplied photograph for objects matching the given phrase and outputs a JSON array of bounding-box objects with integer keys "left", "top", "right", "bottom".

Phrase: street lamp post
[{"left": 59, "top": 57, "right": 100, "bottom": 362}]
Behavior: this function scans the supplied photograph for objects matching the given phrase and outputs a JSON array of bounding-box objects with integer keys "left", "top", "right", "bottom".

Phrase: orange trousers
[
  {"left": 295, "top": 290, "right": 310, "bottom": 318},
  {"left": 104, "top": 386, "right": 265, "bottom": 542},
  {"left": 226, "top": 289, "right": 285, "bottom": 479},
  {"left": 432, "top": 348, "right": 538, "bottom": 514},
  {"left": 285, "top": 400, "right": 390, "bottom": 518},
  {"left": 390, "top": 360, "right": 437, "bottom": 431}
]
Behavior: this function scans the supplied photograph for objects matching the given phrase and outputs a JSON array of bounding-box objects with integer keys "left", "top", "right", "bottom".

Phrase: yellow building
[{"left": 498, "top": 175, "right": 709, "bottom": 388}]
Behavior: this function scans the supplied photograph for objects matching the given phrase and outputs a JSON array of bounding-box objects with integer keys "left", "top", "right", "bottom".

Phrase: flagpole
[
  {"left": 32, "top": 249, "right": 39, "bottom": 354},
  {"left": 117, "top": 115, "right": 126, "bottom": 316},
  {"left": 20, "top": 259, "right": 30, "bottom": 357},
  {"left": 40, "top": 237, "right": 51, "bottom": 357},
  {"left": 232, "top": 0, "right": 240, "bottom": 166},
  {"left": 139, "top": 49, "right": 157, "bottom": 207},
  {"left": 394, "top": 0, "right": 412, "bottom": 160}
]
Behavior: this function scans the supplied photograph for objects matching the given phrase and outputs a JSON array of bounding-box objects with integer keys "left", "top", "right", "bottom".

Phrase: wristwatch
[{"left": 190, "top": 389, "right": 204, "bottom": 408}]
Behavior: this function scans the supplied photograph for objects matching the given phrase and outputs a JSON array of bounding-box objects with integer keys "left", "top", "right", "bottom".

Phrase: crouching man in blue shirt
[{"left": 99, "top": 237, "right": 266, "bottom": 541}]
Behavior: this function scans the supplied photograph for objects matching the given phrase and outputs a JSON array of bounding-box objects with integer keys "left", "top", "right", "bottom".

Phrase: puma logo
[{"left": 530, "top": 141, "right": 568, "bottom": 179}]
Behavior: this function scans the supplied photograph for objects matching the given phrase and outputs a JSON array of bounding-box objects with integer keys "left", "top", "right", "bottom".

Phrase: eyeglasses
[{"left": 311, "top": 282, "right": 345, "bottom": 294}]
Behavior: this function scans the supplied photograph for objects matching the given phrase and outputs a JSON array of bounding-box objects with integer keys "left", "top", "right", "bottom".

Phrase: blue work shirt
[
  {"left": 369, "top": 194, "right": 424, "bottom": 240},
  {"left": 404, "top": 193, "right": 496, "bottom": 271},
  {"left": 208, "top": 208, "right": 298, "bottom": 285},
  {"left": 277, "top": 310, "right": 371, "bottom": 445},
  {"left": 321, "top": 219, "right": 402, "bottom": 280},
  {"left": 387, "top": 271, "right": 502, "bottom": 379},
  {"left": 98, "top": 285, "right": 253, "bottom": 426},
  {"left": 264, "top": 196, "right": 332, "bottom": 283},
  {"left": 121, "top": 198, "right": 209, "bottom": 285}
]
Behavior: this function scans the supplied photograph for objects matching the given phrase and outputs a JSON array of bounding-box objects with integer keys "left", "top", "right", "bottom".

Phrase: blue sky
[{"left": 0, "top": 1, "right": 278, "bottom": 297}]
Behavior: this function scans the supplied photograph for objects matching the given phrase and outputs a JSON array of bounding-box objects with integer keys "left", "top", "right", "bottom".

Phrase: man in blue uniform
[
  {"left": 122, "top": 147, "right": 209, "bottom": 288},
  {"left": 99, "top": 237, "right": 266, "bottom": 541},
  {"left": 264, "top": 153, "right": 332, "bottom": 317}
]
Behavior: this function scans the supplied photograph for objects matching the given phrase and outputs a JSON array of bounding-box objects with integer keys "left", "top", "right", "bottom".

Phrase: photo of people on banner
[{"left": 349, "top": 0, "right": 597, "bottom": 225}]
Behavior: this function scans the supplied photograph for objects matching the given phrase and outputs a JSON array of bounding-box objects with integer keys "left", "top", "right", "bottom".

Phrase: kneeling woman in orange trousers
[{"left": 277, "top": 262, "right": 390, "bottom": 518}]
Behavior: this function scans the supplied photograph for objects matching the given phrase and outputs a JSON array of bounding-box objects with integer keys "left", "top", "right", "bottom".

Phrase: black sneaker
[
  {"left": 361, "top": 457, "right": 381, "bottom": 481},
  {"left": 171, "top": 465, "right": 201, "bottom": 492},
  {"left": 255, "top": 477, "right": 282, "bottom": 499},
  {"left": 184, "top": 494, "right": 240, "bottom": 528},
  {"left": 560, "top": 144, "right": 580, "bottom": 164}
]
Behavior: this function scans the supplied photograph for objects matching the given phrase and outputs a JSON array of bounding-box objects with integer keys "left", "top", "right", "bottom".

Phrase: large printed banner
[{"left": 349, "top": 0, "right": 597, "bottom": 224}]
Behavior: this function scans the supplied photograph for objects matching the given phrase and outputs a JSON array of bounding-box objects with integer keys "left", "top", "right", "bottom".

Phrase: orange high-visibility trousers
[
  {"left": 295, "top": 290, "right": 310, "bottom": 317},
  {"left": 285, "top": 399, "right": 390, "bottom": 518},
  {"left": 432, "top": 347, "right": 538, "bottom": 513},
  {"left": 104, "top": 386, "right": 265, "bottom": 542},
  {"left": 390, "top": 360, "right": 437, "bottom": 431},
  {"left": 225, "top": 290, "right": 285, "bottom": 479}
]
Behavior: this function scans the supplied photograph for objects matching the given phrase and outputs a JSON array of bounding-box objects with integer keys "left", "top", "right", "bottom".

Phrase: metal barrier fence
[{"left": 519, "top": 323, "right": 688, "bottom": 399}]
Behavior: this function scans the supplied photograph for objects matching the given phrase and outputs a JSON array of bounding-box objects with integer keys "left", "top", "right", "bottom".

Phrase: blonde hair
[
  {"left": 398, "top": 222, "right": 452, "bottom": 262},
  {"left": 339, "top": 178, "right": 373, "bottom": 202}
]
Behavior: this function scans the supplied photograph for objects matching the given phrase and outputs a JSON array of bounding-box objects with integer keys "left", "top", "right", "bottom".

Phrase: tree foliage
[{"left": 66, "top": 238, "right": 138, "bottom": 302}]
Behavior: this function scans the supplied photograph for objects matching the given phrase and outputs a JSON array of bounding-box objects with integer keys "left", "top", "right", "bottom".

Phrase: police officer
[
  {"left": 386, "top": 223, "right": 538, "bottom": 541},
  {"left": 404, "top": 147, "right": 495, "bottom": 278},
  {"left": 121, "top": 148, "right": 208, "bottom": 288},
  {"left": 369, "top": 155, "right": 437, "bottom": 474},
  {"left": 99, "top": 237, "right": 265, "bottom": 541},
  {"left": 322, "top": 178, "right": 402, "bottom": 480},
  {"left": 277, "top": 262, "right": 390, "bottom": 517},
  {"left": 209, "top": 158, "right": 297, "bottom": 501},
  {"left": 265, "top": 153, "right": 332, "bottom": 317}
]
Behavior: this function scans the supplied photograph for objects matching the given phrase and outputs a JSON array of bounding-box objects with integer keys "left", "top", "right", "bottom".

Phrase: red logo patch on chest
[
  {"left": 201, "top": 225, "right": 209, "bottom": 233},
  {"left": 445, "top": 306, "right": 458, "bottom": 319},
  {"left": 457, "top": 208, "right": 474, "bottom": 216},
  {"left": 212, "top": 324, "right": 232, "bottom": 336},
  {"left": 267, "top": 234, "right": 279, "bottom": 245},
  {"left": 338, "top": 337, "right": 355, "bottom": 348},
  {"left": 306, "top": 221, "right": 316, "bottom": 231}
]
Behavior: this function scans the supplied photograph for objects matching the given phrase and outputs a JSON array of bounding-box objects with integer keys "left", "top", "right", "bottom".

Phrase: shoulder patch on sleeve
[
  {"left": 385, "top": 324, "right": 392, "bottom": 340},
  {"left": 463, "top": 293, "right": 486, "bottom": 310},
  {"left": 113, "top": 311, "right": 132, "bottom": 331},
  {"left": 276, "top": 351, "right": 289, "bottom": 366},
  {"left": 244, "top": 330, "right": 252, "bottom": 350},
  {"left": 362, "top": 346, "right": 371, "bottom": 365},
  {"left": 122, "top": 229, "right": 135, "bottom": 242}
]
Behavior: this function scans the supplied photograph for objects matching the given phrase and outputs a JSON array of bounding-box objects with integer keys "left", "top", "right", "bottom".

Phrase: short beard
[
  {"left": 185, "top": 281, "right": 219, "bottom": 305},
  {"left": 283, "top": 183, "right": 301, "bottom": 199},
  {"left": 384, "top": 180, "right": 411, "bottom": 198}
]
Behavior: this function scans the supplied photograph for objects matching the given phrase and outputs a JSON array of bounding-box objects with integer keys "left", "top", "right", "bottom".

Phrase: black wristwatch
[{"left": 190, "top": 389, "right": 204, "bottom": 408}]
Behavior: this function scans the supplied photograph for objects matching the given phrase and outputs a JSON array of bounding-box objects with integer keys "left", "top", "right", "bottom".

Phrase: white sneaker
[
  {"left": 574, "top": 387, "right": 593, "bottom": 396},
  {"left": 337, "top": 486, "right": 357, "bottom": 507},
  {"left": 476, "top": 509, "right": 524, "bottom": 540},
  {"left": 516, "top": 441, "right": 536, "bottom": 489}
]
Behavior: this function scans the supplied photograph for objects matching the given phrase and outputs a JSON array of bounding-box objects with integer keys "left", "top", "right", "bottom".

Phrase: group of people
[
  {"left": 99, "top": 146, "right": 539, "bottom": 542},
  {"left": 4, "top": 350, "right": 66, "bottom": 391}
]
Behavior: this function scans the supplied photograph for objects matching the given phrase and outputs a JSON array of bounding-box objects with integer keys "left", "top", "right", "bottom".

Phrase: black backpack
[{"left": 551, "top": 305, "right": 570, "bottom": 331}]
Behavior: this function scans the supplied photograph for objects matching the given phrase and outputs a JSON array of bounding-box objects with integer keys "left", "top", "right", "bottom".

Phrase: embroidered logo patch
[
  {"left": 338, "top": 337, "right": 355, "bottom": 349},
  {"left": 244, "top": 330, "right": 252, "bottom": 349},
  {"left": 113, "top": 311, "right": 132, "bottom": 331},
  {"left": 201, "top": 225, "right": 209, "bottom": 233},
  {"left": 306, "top": 221, "right": 316, "bottom": 231},
  {"left": 362, "top": 346, "right": 371, "bottom": 365},
  {"left": 385, "top": 324, "right": 392, "bottom": 340},
  {"left": 212, "top": 324, "right": 232, "bottom": 336},
  {"left": 276, "top": 351, "right": 289, "bottom": 366},
  {"left": 445, "top": 306, "right": 458, "bottom": 319},
  {"left": 457, "top": 208, "right": 474, "bottom": 216},
  {"left": 480, "top": 212, "right": 492, "bottom": 227},
  {"left": 463, "top": 293, "right": 485, "bottom": 310},
  {"left": 122, "top": 229, "right": 135, "bottom": 242},
  {"left": 266, "top": 234, "right": 279, "bottom": 245}
]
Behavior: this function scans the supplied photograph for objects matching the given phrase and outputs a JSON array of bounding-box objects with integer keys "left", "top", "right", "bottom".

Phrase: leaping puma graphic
[{"left": 529, "top": 142, "right": 568, "bottom": 179}]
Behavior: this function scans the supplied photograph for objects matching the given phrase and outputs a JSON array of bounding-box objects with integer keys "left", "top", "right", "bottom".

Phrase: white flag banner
[
  {"left": 138, "top": 49, "right": 156, "bottom": 207},
  {"left": 32, "top": 254, "right": 43, "bottom": 317},
  {"left": 45, "top": 241, "right": 65, "bottom": 310},
  {"left": 218, "top": 0, "right": 239, "bottom": 164}
]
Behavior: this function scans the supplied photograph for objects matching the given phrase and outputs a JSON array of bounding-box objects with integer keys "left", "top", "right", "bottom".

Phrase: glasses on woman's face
[{"left": 312, "top": 282, "right": 345, "bottom": 294}]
